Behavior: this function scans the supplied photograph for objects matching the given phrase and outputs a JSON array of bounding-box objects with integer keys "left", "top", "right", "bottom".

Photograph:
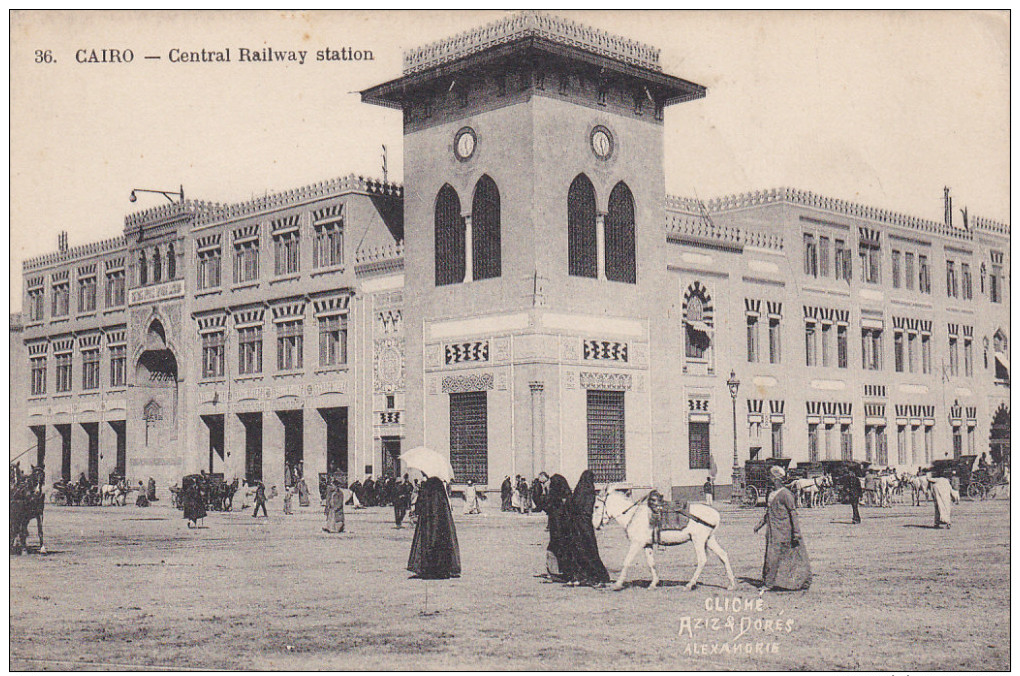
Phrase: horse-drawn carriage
[
  {"left": 818, "top": 460, "right": 870, "bottom": 505},
  {"left": 967, "top": 463, "right": 1010, "bottom": 500},
  {"left": 931, "top": 455, "right": 987, "bottom": 500},
  {"left": 740, "top": 458, "right": 792, "bottom": 508}
]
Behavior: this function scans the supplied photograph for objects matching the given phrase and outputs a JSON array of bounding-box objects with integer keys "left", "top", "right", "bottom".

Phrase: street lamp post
[{"left": 727, "top": 370, "right": 741, "bottom": 504}]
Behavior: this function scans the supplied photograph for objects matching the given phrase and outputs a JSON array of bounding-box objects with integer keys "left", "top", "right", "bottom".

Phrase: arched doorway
[
  {"left": 135, "top": 320, "right": 180, "bottom": 442},
  {"left": 990, "top": 404, "right": 1010, "bottom": 466}
]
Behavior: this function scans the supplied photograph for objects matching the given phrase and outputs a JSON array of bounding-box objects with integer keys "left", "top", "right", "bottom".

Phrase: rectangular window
[
  {"left": 238, "top": 326, "right": 263, "bottom": 375},
  {"left": 197, "top": 248, "right": 222, "bottom": 289},
  {"left": 450, "top": 391, "right": 488, "bottom": 483},
  {"left": 746, "top": 314, "right": 759, "bottom": 363},
  {"left": 821, "top": 323, "right": 832, "bottom": 367},
  {"left": 859, "top": 241, "right": 881, "bottom": 284},
  {"left": 274, "top": 230, "right": 301, "bottom": 276},
  {"left": 78, "top": 277, "right": 97, "bottom": 313},
  {"left": 897, "top": 425, "right": 907, "bottom": 465},
  {"left": 589, "top": 389, "right": 627, "bottom": 480},
  {"left": 82, "top": 349, "right": 100, "bottom": 390},
  {"left": 109, "top": 345, "right": 126, "bottom": 387},
  {"left": 946, "top": 260, "right": 957, "bottom": 298},
  {"left": 904, "top": 252, "right": 915, "bottom": 290},
  {"left": 808, "top": 423, "right": 819, "bottom": 461},
  {"left": 919, "top": 255, "right": 931, "bottom": 294},
  {"left": 819, "top": 236, "right": 830, "bottom": 277},
  {"left": 907, "top": 332, "right": 917, "bottom": 373},
  {"left": 52, "top": 283, "right": 69, "bottom": 317},
  {"left": 894, "top": 331, "right": 904, "bottom": 372},
  {"left": 922, "top": 334, "right": 932, "bottom": 374},
  {"left": 876, "top": 426, "right": 888, "bottom": 465},
  {"left": 803, "top": 233, "right": 817, "bottom": 277},
  {"left": 835, "top": 239, "right": 852, "bottom": 281},
  {"left": 105, "top": 271, "right": 125, "bottom": 308},
  {"left": 27, "top": 287, "right": 45, "bottom": 321},
  {"left": 768, "top": 317, "right": 781, "bottom": 364},
  {"left": 805, "top": 322, "right": 817, "bottom": 367},
  {"left": 953, "top": 426, "right": 963, "bottom": 458},
  {"left": 837, "top": 324, "right": 848, "bottom": 369},
  {"left": 276, "top": 320, "right": 304, "bottom": 371},
  {"left": 771, "top": 422, "right": 783, "bottom": 458},
  {"left": 314, "top": 221, "right": 344, "bottom": 268},
  {"left": 961, "top": 263, "right": 972, "bottom": 300},
  {"left": 990, "top": 263, "right": 1003, "bottom": 303},
  {"left": 892, "top": 250, "right": 901, "bottom": 288},
  {"left": 924, "top": 426, "right": 933, "bottom": 464},
  {"left": 233, "top": 240, "right": 260, "bottom": 284},
  {"left": 688, "top": 419, "right": 710, "bottom": 470},
  {"left": 861, "top": 328, "right": 882, "bottom": 371},
  {"left": 967, "top": 426, "right": 976, "bottom": 455},
  {"left": 964, "top": 338, "right": 973, "bottom": 377},
  {"left": 202, "top": 332, "right": 225, "bottom": 379},
  {"left": 949, "top": 335, "right": 959, "bottom": 376},
  {"left": 318, "top": 314, "right": 348, "bottom": 367},
  {"left": 55, "top": 352, "right": 72, "bottom": 392},
  {"left": 841, "top": 424, "right": 853, "bottom": 461},
  {"left": 30, "top": 357, "right": 46, "bottom": 395}
]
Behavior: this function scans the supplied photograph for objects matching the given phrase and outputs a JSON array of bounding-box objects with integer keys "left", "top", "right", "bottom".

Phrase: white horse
[
  {"left": 593, "top": 491, "right": 736, "bottom": 591},
  {"left": 790, "top": 476, "right": 829, "bottom": 508}
]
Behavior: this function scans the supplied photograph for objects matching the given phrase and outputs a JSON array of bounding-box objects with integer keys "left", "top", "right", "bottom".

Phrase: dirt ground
[{"left": 9, "top": 492, "right": 1010, "bottom": 671}]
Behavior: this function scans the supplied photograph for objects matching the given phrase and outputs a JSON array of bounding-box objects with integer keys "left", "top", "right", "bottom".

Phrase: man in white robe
[{"left": 928, "top": 477, "right": 954, "bottom": 529}]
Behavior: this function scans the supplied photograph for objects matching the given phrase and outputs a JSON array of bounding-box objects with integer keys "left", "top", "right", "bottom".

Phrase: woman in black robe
[
  {"left": 543, "top": 474, "right": 575, "bottom": 581},
  {"left": 500, "top": 476, "right": 512, "bottom": 511},
  {"left": 182, "top": 476, "right": 206, "bottom": 527},
  {"left": 566, "top": 470, "right": 610, "bottom": 586},
  {"left": 407, "top": 476, "right": 461, "bottom": 579}
]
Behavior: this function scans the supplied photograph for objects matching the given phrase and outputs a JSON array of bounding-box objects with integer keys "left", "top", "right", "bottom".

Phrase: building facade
[{"left": 13, "top": 13, "right": 1010, "bottom": 498}]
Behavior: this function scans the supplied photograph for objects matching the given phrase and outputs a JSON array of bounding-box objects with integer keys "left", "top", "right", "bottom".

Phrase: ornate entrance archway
[{"left": 990, "top": 404, "right": 1010, "bottom": 466}]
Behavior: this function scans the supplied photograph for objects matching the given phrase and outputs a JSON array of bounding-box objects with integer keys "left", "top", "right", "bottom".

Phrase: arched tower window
[
  {"left": 167, "top": 243, "right": 176, "bottom": 280},
  {"left": 152, "top": 247, "right": 162, "bottom": 283},
  {"left": 472, "top": 175, "right": 501, "bottom": 281},
  {"left": 606, "top": 181, "right": 636, "bottom": 283},
  {"left": 683, "top": 282, "right": 713, "bottom": 359},
  {"left": 435, "top": 184, "right": 464, "bottom": 286},
  {"left": 139, "top": 251, "right": 148, "bottom": 286},
  {"left": 568, "top": 174, "right": 597, "bottom": 278}
]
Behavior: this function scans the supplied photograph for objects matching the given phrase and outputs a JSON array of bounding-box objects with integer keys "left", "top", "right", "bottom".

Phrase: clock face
[
  {"left": 454, "top": 128, "right": 476, "bottom": 161},
  {"left": 591, "top": 126, "right": 613, "bottom": 160}
]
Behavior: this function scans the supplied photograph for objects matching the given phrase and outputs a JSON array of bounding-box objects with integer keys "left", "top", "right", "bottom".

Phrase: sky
[{"left": 8, "top": 10, "right": 1010, "bottom": 310}]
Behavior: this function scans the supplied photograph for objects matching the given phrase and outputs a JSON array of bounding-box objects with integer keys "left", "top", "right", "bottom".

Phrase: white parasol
[{"left": 399, "top": 446, "right": 454, "bottom": 482}]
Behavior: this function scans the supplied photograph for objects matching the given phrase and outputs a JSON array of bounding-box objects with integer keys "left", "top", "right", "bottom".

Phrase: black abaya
[
  {"left": 543, "top": 474, "right": 576, "bottom": 581},
  {"left": 566, "top": 470, "right": 610, "bottom": 584},
  {"left": 407, "top": 477, "right": 461, "bottom": 579}
]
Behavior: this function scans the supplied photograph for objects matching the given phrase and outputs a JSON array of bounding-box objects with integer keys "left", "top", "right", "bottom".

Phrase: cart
[
  {"left": 740, "top": 458, "right": 792, "bottom": 508},
  {"left": 932, "top": 456, "right": 979, "bottom": 499}
]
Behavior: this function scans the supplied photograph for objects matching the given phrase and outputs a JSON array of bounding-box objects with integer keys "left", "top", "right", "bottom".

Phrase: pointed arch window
[
  {"left": 435, "top": 184, "right": 464, "bottom": 286},
  {"left": 152, "top": 247, "right": 162, "bottom": 283},
  {"left": 472, "top": 175, "right": 501, "bottom": 281},
  {"left": 139, "top": 251, "right": 148, "bottom": 286},
  {"left": 606, "top": 181, "right": 636, "bottom": 283},
  {"left": 167, "top": 243, "right": 176, "bottom": 280},
  {"left": 683, "top": 282, "right": 713, "bottom": 360},
  {"left": 568, "top": 174, "right": 597, "bottom": 278}
]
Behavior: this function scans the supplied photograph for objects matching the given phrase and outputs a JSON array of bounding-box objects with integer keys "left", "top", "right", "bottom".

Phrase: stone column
[
  {"left": 71, "top": 422, "right": 90, "bottom": 482},
  {"left": 304, "top": 407, "right": 327, "bottom": 504},
  {"left": 263, "top": 409, "right": 286, "bottom": 497},
  {"left": 98, "top": 421, "right": 118, "bottom": 483},
  {"left": 225, "top": 412, "right": 248, "bottom": 483},
  {"left": 463, "top": 213, "right": 474, "bottom": 283},
  {"left": 530, "top": 381, "right": 545, "bottom": 477},
  {"left": 49, "top": 425, "right": 67, "bottom": 482},
  {"left": 596, "top": 211, "right": 607, "bottom": 280}
]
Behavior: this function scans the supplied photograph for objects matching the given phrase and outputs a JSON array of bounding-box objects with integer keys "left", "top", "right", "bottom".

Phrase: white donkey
[{"left": 594, "top": 490, "right": 736, "bottom": 591}]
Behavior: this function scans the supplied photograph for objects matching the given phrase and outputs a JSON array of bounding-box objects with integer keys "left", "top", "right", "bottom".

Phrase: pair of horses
[
  {"left": 10, "top": 466, "right": 46, "bottom": 555},
  {"left": 593, "top": 489, "right": 736, "bottom": 591}
]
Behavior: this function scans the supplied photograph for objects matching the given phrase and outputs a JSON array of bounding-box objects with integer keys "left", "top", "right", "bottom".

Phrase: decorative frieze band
[
  {"left": 442, "top": 373, "right": 494, "bottom": 393},
  {"left": 445, "top": 341, "right": 489, "bottom": 365},
  {"left": 583, "top": 340, "right": 628, "bottom": 362},
  {"left": 579, "top": 371, "right": 632, "bottom": 391}
]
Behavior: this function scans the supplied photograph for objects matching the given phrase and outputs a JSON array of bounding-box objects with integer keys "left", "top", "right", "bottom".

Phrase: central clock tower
[{"left": 363, "top": 12, "right": 705, "bottom": 487}]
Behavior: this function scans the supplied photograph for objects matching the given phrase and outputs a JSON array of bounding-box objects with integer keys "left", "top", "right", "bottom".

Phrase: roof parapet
[
  {"left": 23, "top": 235, "right": 127, "bottom": 272},
  {"left": 403, "top": 11, "right": 661, "bottom": 75}
]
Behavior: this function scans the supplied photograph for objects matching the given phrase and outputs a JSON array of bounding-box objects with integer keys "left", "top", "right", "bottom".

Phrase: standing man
[
  {"left": 841, "top": 469, "right": 862, "bottom": 524},
  {"left": 500, "top": 476, "right": 512, "bottom": 512},
  {"left": 252, "top": 481, "right": 268, "bottom": 518},
  {"left": 703, "top": 476, "right": 715, "bottom": 505},
  {"left": 394, "top": 474, "right": 412, "bottom": 528},
  {"left": 531, "top": 474, "right": 547, "bottom": 513},
  {"left": 753, "top": 466, "right": 811, "bottom": 591},
  {"left": 463, "top": 480, "right": 482, "bottom": 515}
]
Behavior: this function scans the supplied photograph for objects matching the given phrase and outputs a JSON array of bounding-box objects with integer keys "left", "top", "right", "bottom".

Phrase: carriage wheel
[
  {"left": 741, "top": 486, "right": 759, "bottom": 508},
  {"left": 967, "top": 482, "right": 986, "bottom": 500}
]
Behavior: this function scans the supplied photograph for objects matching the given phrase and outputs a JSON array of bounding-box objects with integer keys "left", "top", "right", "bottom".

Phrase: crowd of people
[{"left": 499, "top": 473, "right": 550, "bottom": 514}]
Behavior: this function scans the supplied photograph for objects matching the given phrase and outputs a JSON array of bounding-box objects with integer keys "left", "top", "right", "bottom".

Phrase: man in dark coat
[
  {"left": 407, "top": 477, "right": 461, "bottom": 579},
  {"left": 394, "top": 474, "right": 412, "bottom": 528},
  {"left": 566, "top": 470, "right": 610, "bottom": 586},
  {"left": 364, "top": 477, "right": 377, "bottom": 507},
  {"left": 542, "top": 474, "right": 575, "bottom": 581},
  {"left": 500, "top": 476, "right": 512, "bottom": 511},
  {"left": 147, "top": 477, "right": 158, "bottom": 501},
  {"left": 531, "top": 475, "right": 547, "bottom": 513},
  {"left": 252, "top": 481, "right": 268, "bottom": 518},
  {"left": 841, "top": 470, "right": 863, "bottom": 524}
]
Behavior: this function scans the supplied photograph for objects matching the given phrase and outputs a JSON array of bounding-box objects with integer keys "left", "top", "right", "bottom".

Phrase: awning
[
  {"left": 995, "top": 352, "right": 1010, "bottom": 371},
  {"left": 686, "top": 320, "right": 713, "bottom": 335}
]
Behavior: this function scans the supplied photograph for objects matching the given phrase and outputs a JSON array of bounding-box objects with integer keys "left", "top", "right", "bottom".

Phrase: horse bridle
[{"left": 595, "top": 491, "right": 648, "bottom": 530}]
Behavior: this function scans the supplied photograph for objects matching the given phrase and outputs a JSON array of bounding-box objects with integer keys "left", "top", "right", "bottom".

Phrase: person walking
[
  {"left": 394, "top": 474, "right": 412, "bottom": 528},
  {"left": 703, "top": 476, "right": 715, "bottom": 505},
  {"left": 323, "top": 480, "right": 345, "bottom": 533},
  {"left": 500, "top": 476, "right": 512, "bottom": 511},
  {"left": 565, "top": 470, "right": 610, "bottom": 587},
  {"left": 252, "top": 481, "right": 268, "bottom": 518},
  {"left": 463, "top": 480, "right": 482, "bottom": 515},
  {"left": 283, "top": 484, "right": 294, "bottom": 515},
  {"left": 928, "top": 476, "right": 956, "bottom": 529},
  {"left": 542, "top": 474, "right": 575, "bottom": 582},
  {"left": 754, "top": 466, "right": 811, "bottom": 591},
  {"left": 841, "top": 470, "right": 862, "bottom": 524},
  {"left": 531, "top": 474, "right": 547, "bottom": 513},
  {"left": 408, "top": 477, "right": 461, "bottom": 579},
  {"left": 297, "top": 476, "right": 310, "bottom": 508}
]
